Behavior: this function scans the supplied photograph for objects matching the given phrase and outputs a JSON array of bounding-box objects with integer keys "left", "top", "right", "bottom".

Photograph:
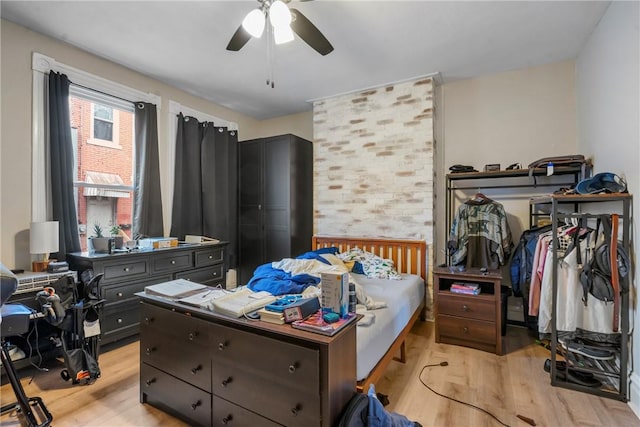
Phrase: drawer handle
[
  {"left": 222, "top": 376, "right": 233, "bottom": 387},
  {"left": 144, "top": 317, "right": 154, "bottom": 324},
  {"left": 218, "top": 342, "right": 227, "bottom": 351},
  {"left": 288, "top": 363, "right": 299, "bottom": 374},
  {"left": 208, "top": 255, "right": 214, "bottom": 260},
  {"left": 291, "top": 404, "right": 302, "bottom": 416},
  {"left": 462, "top": 305, "right": 470, "bottom": 312},
  {"left": 212, "top": 272, "right": 217, "bottom": 277},
  {"left": 117, "top": 318, "right": 123, "bottom": 324},
  {"left": 188, "top": 332, "right": 198, "bottom": 341},
  {"left": 222, "top": 415, "right": 233, "bottom": 425},
  {"left": 191, "top": 400, "right": 201, "bottom": 411},
  {"left": 145, "top": 378, "right": 156, "bottom": 387},
  {"left": 117, "top": 292, "right": 123, "bottom": 297},
  {"left": 463, "top": 327, "right": 469, "bottom": 334},
  {"left": 124, "top": 267, "right": 130, "bottom": 272},
  {"left": 145, "top": 347, "right": 155, "bottom": 356},
  {"left": 171, "top": 260, "right": 176, "bottom": 265},
  {"left": 191, "top": 365, "right": 202, "bottom": 375}
]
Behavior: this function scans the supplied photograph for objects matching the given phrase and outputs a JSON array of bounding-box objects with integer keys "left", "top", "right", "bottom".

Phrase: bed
[
  {"left": 245, "top": 235, "right": 427, "bottom": 391},
  {"left": 311, "top": 236, "right": 427, "bottom": 392}
]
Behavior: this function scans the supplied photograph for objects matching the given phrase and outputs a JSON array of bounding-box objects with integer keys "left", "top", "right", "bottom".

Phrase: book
[
  {"left": 212, "top": 288, "right": 276, "bottom": 318},
  {"left": 291, "top": 310, "right": 357, "bottom": 336},
  {"left": 177, "top": 287, "right": 228, "bottom": 310},
  {"left": 257, "top": 308, "right": 285, "bottom": 325},
  {"left": 144, "top": 279, "right": 207, "bottom": 298}
]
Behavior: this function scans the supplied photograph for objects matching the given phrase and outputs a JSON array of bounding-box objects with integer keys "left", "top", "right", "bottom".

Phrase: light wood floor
[{"left": 1, "top": 322, "right": 638, "bottom": 427}]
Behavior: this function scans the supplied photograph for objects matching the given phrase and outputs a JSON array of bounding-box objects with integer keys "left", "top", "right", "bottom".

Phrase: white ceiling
[{"left": 1, "top": 1, "right": 610, "bottom": 120}]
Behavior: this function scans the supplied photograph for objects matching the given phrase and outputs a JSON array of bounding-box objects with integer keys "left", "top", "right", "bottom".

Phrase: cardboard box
[{"left": 320, "top": 271, "right": 349, "bottom": 318}]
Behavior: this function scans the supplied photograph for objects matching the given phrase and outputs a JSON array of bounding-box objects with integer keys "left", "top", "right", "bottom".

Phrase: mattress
[{"left": 353, "top": 273, "right": 425, "bottom": 381}]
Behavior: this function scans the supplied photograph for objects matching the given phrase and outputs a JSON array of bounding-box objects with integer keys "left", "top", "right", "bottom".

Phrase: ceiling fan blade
[
  {"left": 289, "top": 8, "right": 333, "bottom": 56},
  {"left": 226, "top": 24, "right": 252, "bottom": 51}
]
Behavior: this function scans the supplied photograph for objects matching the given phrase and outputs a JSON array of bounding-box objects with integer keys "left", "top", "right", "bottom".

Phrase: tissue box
[{"left": 321, "top": 271, "right": 349, "bottom": 318}]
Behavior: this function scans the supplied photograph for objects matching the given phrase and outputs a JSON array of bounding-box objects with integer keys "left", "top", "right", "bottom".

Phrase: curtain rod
[{"left": 70, "top": 81, "right": 135, "bottom": 105}]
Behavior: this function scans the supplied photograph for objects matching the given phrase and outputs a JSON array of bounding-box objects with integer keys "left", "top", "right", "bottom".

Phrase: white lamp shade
[
  {"left": 274, "top": 25, "right": 294, "bottom": 45},
  {"left": 30, "top": 221, "right": 59, "bottom": 255},
  {"left": 242, "top": 8, "right": 266, "bottom": 38},
  {"left": 269, "top": 0, "right": 291, "bottom": 29}
]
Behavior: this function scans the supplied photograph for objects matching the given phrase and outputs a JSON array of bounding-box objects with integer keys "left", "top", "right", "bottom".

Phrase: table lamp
[{"left": 30, "top": 221, "right": 59, "bottom": 272}]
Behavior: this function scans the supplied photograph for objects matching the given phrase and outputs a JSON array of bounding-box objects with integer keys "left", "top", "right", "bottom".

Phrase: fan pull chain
[{"left": 266, "top": 24, "right": 275, "bottom": 88}]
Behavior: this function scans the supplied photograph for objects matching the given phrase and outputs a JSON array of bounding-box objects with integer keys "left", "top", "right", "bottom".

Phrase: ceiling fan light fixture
[
  {"left": 274, "top": 25, "right": 294, "bottom": 45},
  {"left": 242, "top": 8, "right": 265, "bottom": 38},
  {"left": 269, "top": 0, "right": 291, "bottom": 29}
]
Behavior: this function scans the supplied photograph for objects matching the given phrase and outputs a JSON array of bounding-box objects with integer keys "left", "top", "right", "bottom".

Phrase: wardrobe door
[
  {"left": 264, "top": 136, "right": 292, "bottom": 262},
  {"left": 289, "top": 135, "right": 313, "bottom": 257},
  {"left": 238, "top": 139, "right": 264, "bottom": 285}
]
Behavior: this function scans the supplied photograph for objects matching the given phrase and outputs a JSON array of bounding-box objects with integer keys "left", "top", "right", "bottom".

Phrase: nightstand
[{"left": 433, "top": 267, "right": 503, "bottom": 355}]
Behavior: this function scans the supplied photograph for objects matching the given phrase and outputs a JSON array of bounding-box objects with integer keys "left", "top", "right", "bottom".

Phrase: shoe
[
  {"left": 543, "top": 359, "right": 602, "bottom": 388},
  {"left": 567, "top": 342, "right": 615, "bottom": 360}
]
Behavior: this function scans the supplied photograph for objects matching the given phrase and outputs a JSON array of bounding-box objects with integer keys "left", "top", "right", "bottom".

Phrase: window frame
[{"left": 31, "top": 52, "right": 161, "bottom": 224}]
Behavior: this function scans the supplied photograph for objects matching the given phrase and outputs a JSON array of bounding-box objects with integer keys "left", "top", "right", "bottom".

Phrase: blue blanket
[{"left": 246, "top": 247, "right": 338, "bottom": 295}]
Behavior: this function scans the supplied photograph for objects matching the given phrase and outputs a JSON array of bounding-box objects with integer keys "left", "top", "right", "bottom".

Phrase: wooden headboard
[{"left": 311, "top": 236, "right": 427, "bottom": 283}]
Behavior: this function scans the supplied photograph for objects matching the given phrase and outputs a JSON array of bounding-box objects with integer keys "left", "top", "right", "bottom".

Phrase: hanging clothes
[{"left": 448, "top": 195, "right": 513, "bottom": 269}]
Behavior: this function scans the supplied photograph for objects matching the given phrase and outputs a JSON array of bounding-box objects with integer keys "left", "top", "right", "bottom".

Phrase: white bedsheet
[{"left": 352, "top": 273, "right": 425, "bottom": 381}]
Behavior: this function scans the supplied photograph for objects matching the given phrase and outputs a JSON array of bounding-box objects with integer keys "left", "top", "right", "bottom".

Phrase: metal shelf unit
[{"left": 530, "top": 193, "right": 632, "bottom": 401}]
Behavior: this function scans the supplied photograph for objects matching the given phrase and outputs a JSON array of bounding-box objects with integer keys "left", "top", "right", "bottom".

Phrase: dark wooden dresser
[
  {"left": 67, "top": 242, "right": 227, "bottom": 345},
  {"left": 434, "top": 267, "right": 503, "bottom": 355},
  {"left": 137, "top": 293, "right": 356, "bottom": 427}
]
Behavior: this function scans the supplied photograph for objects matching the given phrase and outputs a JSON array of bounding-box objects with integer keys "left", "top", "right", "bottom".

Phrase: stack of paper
[
  {"left": 144, "top": 279, "right": 207, "bottom": 299},
  {"left": 212, "top": 288, "right": 276, "bottom": 318},
  {"left": 178, "top": 288, "right": 228, "bottom": 310},
  {"left": 257, "top": 308, "right": 285, "bottom": 325}
]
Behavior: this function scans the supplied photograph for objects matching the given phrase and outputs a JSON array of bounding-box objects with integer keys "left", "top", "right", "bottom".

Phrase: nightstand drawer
[
  {"left": 195, "top": 247, "right": 224, "bottom": 268},
  {"left": 151, "top": 252, "right": 193, "bottom": 274},
  {"left": 438, "top": 293, "right": 495, "bottom": 321},
  {"left": 438, "top": 314, "right": 496, "bottom": 345}
]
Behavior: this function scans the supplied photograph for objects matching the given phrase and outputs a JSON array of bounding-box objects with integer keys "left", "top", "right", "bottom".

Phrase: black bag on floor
[{"left": 61, "top": 347, "right": 101, "bottom": 385}]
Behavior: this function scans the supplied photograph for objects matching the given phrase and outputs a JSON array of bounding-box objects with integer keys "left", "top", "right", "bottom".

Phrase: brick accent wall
[{"left": 313, "top": 77, "right": 435, "bottom": 316}]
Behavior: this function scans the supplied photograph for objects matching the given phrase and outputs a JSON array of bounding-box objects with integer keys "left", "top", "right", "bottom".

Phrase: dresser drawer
[
  {"left": 151, "top": 252, "right": 193, "bottom": 274},
  {"left": 438, "top": 314, "right": 496, "bottom": 345},
  {"left": 141, "top": 363, "right": 211, "bottom": 427},
  {"left": 102, "top": 259, "right": 148, "bottom": 283},
  {"left": 438, "top": 293, "right": 495, "bottom": 322},
  {"left": 102, "top": 275, "right": 172, "bottom": 305},
  {"left": 213, "top": 326, "right": 319, "bottom": 391},
  {"left": 176, "top": 265, "right": 224, "bottom": 286},
  {"left": 195, "top": 247, "right": 225, "bottom": 268},
  {"left": 102, "top": 300, "right": 141, "bottom": 335},
  {"left": 212, "top": 358, "right": 319, "bottom": 427},
  {"left": 141, "top": 333, "right": 211, "bottom": 392},
  {"left": 140, "top": 302, "right": 211, "bottom": 346},
  {"left": 213, "top": 396, "right": 282, "bottom": 427}
]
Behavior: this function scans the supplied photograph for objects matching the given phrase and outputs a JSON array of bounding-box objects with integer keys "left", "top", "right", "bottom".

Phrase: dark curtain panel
[
  {"left": 133, "top": 102, "right": 164, "bottom": 238},
  {"left": 171, "top": 114, "right": 238, "bottom": 268},
  {"left": 48, "top": 72, "right": 81, "bottom": 259}
]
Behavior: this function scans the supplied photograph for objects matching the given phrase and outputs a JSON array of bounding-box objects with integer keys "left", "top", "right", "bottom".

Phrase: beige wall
[
  {"left": 435, "top": 60, "right": 578, "bottom": 265},
  {"left": 575, "top": 1, "right": 640, "bottom": 413},
  {"left": 0, "top": 19, "right": 309, "bottom": 269}
]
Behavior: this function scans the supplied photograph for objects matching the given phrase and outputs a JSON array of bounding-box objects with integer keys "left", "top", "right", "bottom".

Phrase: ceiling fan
[{"left": 226, "top": 0, "right": 334, "bottom": 56}]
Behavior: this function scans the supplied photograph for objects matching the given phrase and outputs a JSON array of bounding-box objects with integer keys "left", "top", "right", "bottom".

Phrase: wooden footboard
[{"left": 311, "top": 236, "right": 427, "bottom": 392}]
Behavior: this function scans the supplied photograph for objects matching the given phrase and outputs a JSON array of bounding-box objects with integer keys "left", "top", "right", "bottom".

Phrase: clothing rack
[{"left": 530, "top": 193, "right": 632, "bottom": 401}]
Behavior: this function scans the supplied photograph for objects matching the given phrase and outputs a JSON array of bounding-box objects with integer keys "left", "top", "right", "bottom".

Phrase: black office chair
[{"left": 1, "top": 263, "right": 53, "bottom": 427}]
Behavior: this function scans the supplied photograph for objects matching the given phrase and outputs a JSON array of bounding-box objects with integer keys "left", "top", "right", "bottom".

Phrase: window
[
  {"left": 93, "top": 104, "right": 114, "bottom": 141},
  {"left": 69, "top": 89, "right": 135, "bottom": 251}
]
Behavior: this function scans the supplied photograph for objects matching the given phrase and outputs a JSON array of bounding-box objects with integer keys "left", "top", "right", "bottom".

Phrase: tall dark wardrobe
[{"left": 238, "top": 134, "right": 313, "bottom": 285}]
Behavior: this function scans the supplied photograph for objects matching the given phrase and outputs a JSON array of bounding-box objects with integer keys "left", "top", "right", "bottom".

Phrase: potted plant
[
  {"left": 89, "top": 223, "right": 110, "bottom": 253},
  {"left": 110, "top": 225, "right": 124, "bottom": 249}
]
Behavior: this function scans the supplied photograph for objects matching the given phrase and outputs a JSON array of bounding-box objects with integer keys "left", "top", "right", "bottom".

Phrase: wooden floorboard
[{"left": 1, "top": 322, "right": 638, "bottom": 426}]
